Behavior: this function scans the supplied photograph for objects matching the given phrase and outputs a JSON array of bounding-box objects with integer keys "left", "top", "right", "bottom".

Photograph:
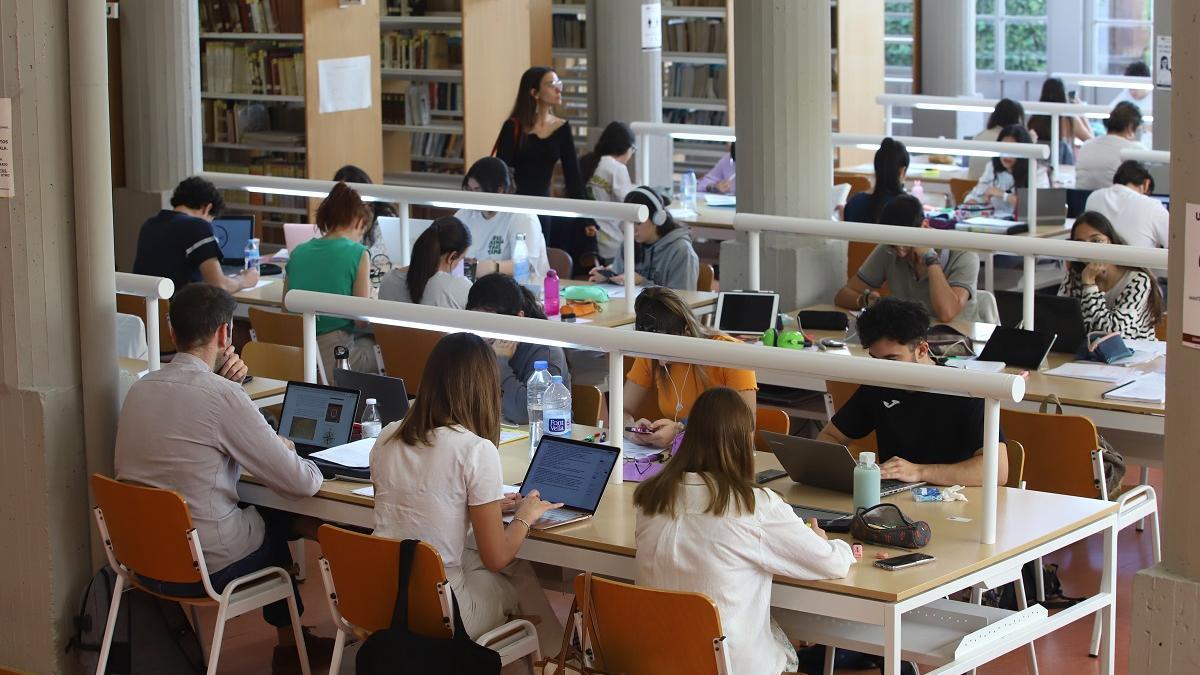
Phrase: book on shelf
[
  {"left": 385, "top": 0, "right": 461, "bottom": 17},
  {"left": 206, "top": 160, "right": 307, "bottom": 215},
  {"left": 381, "top": 83, "right": 462, "bottom": 125},
  {"left": 664, "top": 108, "right": 726, "bottom": 126},
  {"left": 411, "top": 132, "right": 463, "bottom": 163},
  {"left": 663, "top": 18, "right": 726, "bottom": 53},
  {"left": 380, "top": 30, "right": 462, "bottom": 69},
  {"left": 553, "top": 15, "right": 586, "bottom": 49},
  {"left": 665, "top": 64, "right": 727, "bottom": 100},
  {"left": 667, "top": 0, "right": 724, "bottom": 6},
  {"left": 203, "top": 100, "right": 305, "bottom": 146},
  {"left": 203, "top": 41, "right": 305, "bottom": 96},
  {"left": 200, "top": 0, "right": 303, "bottom": 34}
]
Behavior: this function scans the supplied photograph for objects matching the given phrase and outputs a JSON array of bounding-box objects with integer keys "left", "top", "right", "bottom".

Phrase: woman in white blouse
[
  {"left": 370, "top": 332, "right": 563, "bottom": 650},
  {"left": 633, "top": 387, "right": 856, "bottom": 675},
  {"left": 963, "top": 124, "right": 1051, "bottom": 219},
  {"left": 1059, "top": 212, "right": 1164, "bottom": 340}
]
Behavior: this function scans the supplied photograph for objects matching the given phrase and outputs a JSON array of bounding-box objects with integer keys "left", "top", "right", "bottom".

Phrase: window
[
  {"left": 884, "top": 1, "right": 915, "bottom": 70},
  {"left": 976, "top": 0, "right": 1047, "bottom": 73},
  {"left": 1089, "top": 0, "right": 1153, "bottom": 75}
]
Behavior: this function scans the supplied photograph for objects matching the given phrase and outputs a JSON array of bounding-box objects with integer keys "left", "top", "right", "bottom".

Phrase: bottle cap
[
  {"left": 534, "top": 360, "right": 548, "bottom": 370},
  {"left": 551, "top": 375, "right": 563, "bottom": 383},
  {"left": 365, "top": 398, "right": 377, "bottom": 405},
  {"left": 859, "top": 452, "right": 875, "bottom": 466},
  {"left": 547, "top": 269, "right": 558, "bottom": 278}
]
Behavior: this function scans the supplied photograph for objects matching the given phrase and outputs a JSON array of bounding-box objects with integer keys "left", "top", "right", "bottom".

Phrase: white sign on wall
[
  {"left": 0, "top": 98, "right": 12, "bottom": 199},
  {"left": 641, "top": 3, "right": 662, "bottom": 52},
  {"left": 1183, "top": 203, "right": 1200, "bottom": 349},
  {"left": 1155, "top": 36, "right": 1172, "bottom": 90},
  {"left": 317, "top": 55, "right": 372, "bottom": 114}
]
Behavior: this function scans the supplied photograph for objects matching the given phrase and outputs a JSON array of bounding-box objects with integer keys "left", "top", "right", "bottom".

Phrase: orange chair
[
  {"left": 949, "top": 178, "right": 978, "bottom": 207},
  {"left": 572, "top": 384, "right": 604, "bottom": 426},
  {"left": 247, "top": 306, "right": 304, "bottom": 348},
  {"left": 90, "top": 475, "right": 309, "bottom": 675},
  {"left": 823, "top": 381, "right": 878, "bottom": 453},
  {"left": 756, "top": 406, "right": 790, "bottom": 435},
  {"left": 317, "top": 525, "right": 540, "bottom": 672},
  {"left": 242, "top": 342, "right": 305, "bottom": 382},
  {"left": 833, "top": 173, "right": 871, "bottom": 198},
  {"left": 697, "top": 263, "right": 715, "bottom": 292},
  {"left": 845, "top": 242, "right": 890, "bottom": 297},
  {"left": 568, "top": 574, "right": 732, "bottom": 674},
  {"left": 373, "top": 322, "right": 445, "bottom": 393},
  {"left": 116, "top": 294, "right": 176, "bottom": 353}
]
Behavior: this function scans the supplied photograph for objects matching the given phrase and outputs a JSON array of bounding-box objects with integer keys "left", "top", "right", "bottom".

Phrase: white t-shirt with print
[{"left": 455, "top": 209, "right": 550, "bottom": 280}]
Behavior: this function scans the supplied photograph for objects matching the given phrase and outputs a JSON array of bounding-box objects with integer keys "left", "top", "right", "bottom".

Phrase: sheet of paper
[
  {"left": 623, "top": 438, "right": 662, "bottom": 459},
  {"left": 318, "top": 55, "right": 372, "bottom": 114},
  {"left": 945, "top": 358, "right": 1007, "bottom": 373},
  {"left": 1044, "top": 362, "right": 1137, "bottom": 384},
  {"left": 310, "top": 437, "right": 375, "bottom": 468},
  {"left": 1186, "top": 202, "right": 1200, "bottom": 349},
  {"left": 704, "top": 194, "right": 736, "bottom": 207},
  {"left": 667, "top": 208, "right": 698, "bottom": 220},
  {"left": 499, "top": 428, "right": 529, "bottom": 445},
  {"left": 1103, "top": 372, "right": 1166, "bottom": 403},
  {"left": 1110, "top": 349, "right": 1161, "bottom": 367},
  {"left": 351, "top": 485, "right": 374, "bottom": 498},
  {"left": 1124, "top": 338, "right": 1167, "bottom": 357},
  {"left": 246, "top": 278, "right": 276, "bottom": 290}
]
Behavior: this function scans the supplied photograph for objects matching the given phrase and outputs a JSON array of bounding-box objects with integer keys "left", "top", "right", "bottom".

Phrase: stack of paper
[
  {"left": 351, "top": 485, "right": 374, "bottom": 498},
  {"left": 624, "top": 440, "right": 663, "bottom": 460},
  {"left": 1044, "top": 362, "right": 1137, "bottom": 385},
  {"left": 703, "top": 194, "right": 736, "bottom": 207},
  {"left": 1103, "top": 372, "right": 1166, "bottom": 404},
  {"left": 310, "top": 437, "right": 375, "bottom": 468},
  {"left": 499, "top": 428, "right": 529, "bottom": 445}
]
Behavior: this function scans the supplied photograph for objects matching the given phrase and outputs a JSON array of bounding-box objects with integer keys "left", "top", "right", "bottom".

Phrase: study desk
[
  {"left": 238, "top": 426, "right": 1120, "bottom": 673},
  {"left": 671, "top": 204, "right": 736, "bottom": 241},
  {"left": 119, "top": 357, "right": 289, "bottom": 405}
]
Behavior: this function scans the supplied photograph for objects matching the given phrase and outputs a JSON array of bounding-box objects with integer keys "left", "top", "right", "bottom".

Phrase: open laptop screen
[
  {"left": 278, "top": 382, "right": 360, "bottom": 451},
  {"left": 715, "top": 291, "right": 780, "bottom": 335},
  {"left": 213, "top": 216, "right": 255, "bottom": 263},
  {"left": 519, "top": 437, "right": 619, "bottom": 512}
]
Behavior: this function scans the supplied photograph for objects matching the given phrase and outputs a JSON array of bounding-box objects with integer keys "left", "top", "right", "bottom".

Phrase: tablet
[
  {"left": 977, "top": 325, "right": 1057, "bottom": 370},
  {"left": 714, "top": 291, "right": 779, "bottom": 337}
]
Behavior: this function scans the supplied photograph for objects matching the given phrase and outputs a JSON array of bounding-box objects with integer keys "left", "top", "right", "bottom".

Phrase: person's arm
[
  {"left": 352, "top": 250, "right": 371, "bottom": 298},
  {"left": 469, "top": 493, "right": 562, "bottom": 572},
  {"left": 879, "top": 446, "right": 1008, "bottom": 487},
  {"left": 497, "top": 344, "right": 543, "bottom": 425},
  {"left": 1153, "top": 204, "right": 1171, "bottom": 249},
  {"left": 819, "top": 388, "right": 875, "bottom": 446},
  {"left": 963, "top": 165, "right": 995, "bottom": 205},
  {"left": 558, "top": 123, "right": 587, "bottom": 200},
  {"left": 1071, "top": 116, "right": 1094, "bottom": 142},
  {"left": 923, "top": 261, "right": 970, "bottom": 323},
  {"left": 697, "top": 154, "right": 731, "bottom": 193},
  {"left": 756, "top": 491, "right": 855, "bottom": 579},
  {"left": 494, "top": 118, "right": 518, "bottom": 166},
  {"left": 737, "top": 389, "right": 756, "bottom": 418},
  {"left": 221, "top": 392, "right": 322, "bottom": 498},
  {"left": 834, "top": 245, "right": 887, "bottom": 310},
  {"left": 1079, "top": 271, "right": 1155, "bottom": 337},
  {"left": 199, "top": 257, "right": 258, "bottom": 293}
]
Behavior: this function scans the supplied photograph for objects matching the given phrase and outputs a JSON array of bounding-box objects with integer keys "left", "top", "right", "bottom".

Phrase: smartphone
[
  {"left": 624, "top": 426, "right": 653, "bottom": 435},
  {"left": 820, "top": 338, "right": 845, "bottom": 349},
  {"left": 597, "top": 268, "right": 617, "bottom": 279},
  {"left": 755, "top": 468, "right": 788, "bottom": 484},
  {"left": 874, "top": 553, "right": 936, "bottom": 571}
]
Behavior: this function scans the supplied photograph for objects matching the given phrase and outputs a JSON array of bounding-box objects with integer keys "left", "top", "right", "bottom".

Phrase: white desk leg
[
  {"left": 1138, "top": 466, "right": 1150, "bottom": 531},
  {"left": 1096, "top": 522, "right": 1118, "bottom": 673},
  {"left": 884, "top": 607, "right": 901, "bottom": 675},
  {"left": 984, "top": 252, "right": 994, "bottom": 293}
]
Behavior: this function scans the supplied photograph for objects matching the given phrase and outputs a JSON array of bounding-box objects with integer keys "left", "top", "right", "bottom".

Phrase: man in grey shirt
[
  {"left": 834, "top": 194, "right": 980, "bottom": 323},
  {"left": 114, "top": 283, "right": 329, "bottom": 672}
]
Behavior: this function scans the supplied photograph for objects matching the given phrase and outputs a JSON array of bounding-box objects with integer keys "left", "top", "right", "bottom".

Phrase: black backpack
[{"left": 356, "top": 539, "right": 501, "bottom": 675}]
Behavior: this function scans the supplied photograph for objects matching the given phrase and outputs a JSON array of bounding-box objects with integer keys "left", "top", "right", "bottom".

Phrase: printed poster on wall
[
  {"left": 1184, "top": 203, "right": 1200, "bottom": 349},
  {"left": 317, "top": 55, "right": 372, "bottom": 114},
  {"left": 1155, "top": 36, "right": 1172, "bottom": 90},
  {"left": 0, "top": 98, "right": 12, "bottom": 198},
  {"left": 641, "top": 3, "right": 662, "bottom": 51}
]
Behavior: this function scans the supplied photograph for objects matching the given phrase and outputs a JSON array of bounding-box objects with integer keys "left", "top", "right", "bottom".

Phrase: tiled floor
[{"left": 208, "top": 469, "right": 1161, "bottom": 674}]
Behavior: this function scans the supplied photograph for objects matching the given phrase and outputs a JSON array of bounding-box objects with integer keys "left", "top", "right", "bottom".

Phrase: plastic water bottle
[
  {"left": 244, "top": 237, "right": 261, "bottom": 271},
  {"left": 681, "top": 171, "right": 698, "bottom": 210},
  {"left": 527, "top": 361, "right": 553, "bottom": 453},
  {"left": 544, "top": 269, "right": 560, "bottom": 316},
  {"left": 361, "top": 398, "right": 382, "bottom": 439},
  {"left": 512, "top": 233, "right": 530, "bottom": 284},
  {"left": 911, "top": 180, "right": 926, "bottom": 205},
  {"left": 853, "top": 452, "right": 881, "bottom": 513},
  {"left": 542, "top": 375, "right": 572, "bottom": 438}
]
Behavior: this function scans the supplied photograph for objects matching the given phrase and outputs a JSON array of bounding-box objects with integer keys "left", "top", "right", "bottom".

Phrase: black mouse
[{"left": 259, "top": 263, "right": 283, "bottom": 276}]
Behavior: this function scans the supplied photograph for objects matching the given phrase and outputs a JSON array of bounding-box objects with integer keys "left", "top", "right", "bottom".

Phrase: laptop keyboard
[
  {"left": 537, "top": 509, "right": 579, "bottom": 524},
  {"left": 880, "top": 479, "right": 923, "bottom": 495}
]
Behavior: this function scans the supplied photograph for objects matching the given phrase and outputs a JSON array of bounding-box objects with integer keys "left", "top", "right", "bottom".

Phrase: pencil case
[{"left": 850, "top": 503, "right": 931, "bottom": 549}]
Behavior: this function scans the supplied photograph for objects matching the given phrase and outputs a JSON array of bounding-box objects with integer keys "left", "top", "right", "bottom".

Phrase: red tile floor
[{"left": 206, "top": 467, "right": 1162, "bottom": 674}]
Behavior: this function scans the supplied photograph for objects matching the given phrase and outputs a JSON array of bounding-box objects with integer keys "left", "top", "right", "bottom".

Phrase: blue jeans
[{"left": 137, "top": 507, "right": 302, "bottom": 628}]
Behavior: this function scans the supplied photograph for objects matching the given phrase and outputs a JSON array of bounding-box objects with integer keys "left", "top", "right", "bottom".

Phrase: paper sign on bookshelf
[
  {"left": 0, "top": 99, "right": 11, "bottom": 198},
  {"left": 318, "top": 55, "right": 372, "bottom": 114}
]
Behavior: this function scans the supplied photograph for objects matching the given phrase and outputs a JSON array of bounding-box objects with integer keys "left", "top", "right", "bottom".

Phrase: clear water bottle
[
  {"left": 527, "top": 360, "right": 553, "bottom": 453},
  {"left": 853, "top": 452, "right": 881, "bottom": 513},
  {"left": 544, "top": 269, "right": 560, "bottom": 316},
  {"left": 542, "top": 375, "right": 572, "bottom": 438},
  {"left": 244, "top": 237, "right": 261, "bottom": 272},
  {"left": 361, "top": 398, "right": 382, "bottom": 439},
  {"left": 681, "top": 171, "right": 698, "bottom": 211},
  {"left": 512, "top": 233, "right": 530, "bottom": 284}
]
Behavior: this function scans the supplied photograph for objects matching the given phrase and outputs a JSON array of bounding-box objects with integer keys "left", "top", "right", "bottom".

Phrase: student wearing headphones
[
  {"left": 587, "top": 187, "right": 699, "bottom": 291},
  {"left": 623, "top": 288, "right": 756, "bottom": 449}
]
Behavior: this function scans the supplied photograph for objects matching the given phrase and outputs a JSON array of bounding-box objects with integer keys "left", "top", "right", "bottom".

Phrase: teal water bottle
[{"left": 853, "top": 452, "right": 881, "bottom": 513}]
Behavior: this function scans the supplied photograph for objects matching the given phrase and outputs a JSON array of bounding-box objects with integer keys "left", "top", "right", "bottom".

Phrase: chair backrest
[
  {"left": 248, "top": 307, "right": 305, "bottom": 348},
  {"left": 756, "top": 406, "right": 790, "bottom": 435},
  {"left": 845, "top": 243, "right": 890, "bottom": 297},
  {"left": 116, "top": 294, "right": 176, "bottom": 352},
  {"left": 999, "top": 408, "right": 1101, "bottom": 498},
  {"left": 572, "top": 384, "right": 604, "bottom": 426},
  {"left": 824, "top": 381, "right": 879, "bottom": 452},
  {"left": 696, "top": 263, "right": 715, "bottom": 292},
  {"left": 976, "top": 289, "right": 1000, "bottom": 324},
  {"left": 575, "top": 574, "right": 726, "bottom": 675},
  {"left": 373, "top": 323, "right": 445, "bottom": 392},
  {"left": 115, "top": 313, "right": 149, "bottom": 360},
  {"left": 949, "top": 178, "right": 978, "bottom": 207},
  {"left": 318, "top": 525, "right": 451, "bottom": 637},
  {"left": 283, "top": 222, "right": 320, "bottom": 252},
  {"left": 242, "top": 342, "right": 305, "bottom": 381},
  {"left": 1005, "top": 439, "right": 1026, "bottom": 489},
  {"left": 1155, "top": 312, "right": 1167, "bottom": 341},
  {"left": 547, "top": 247, "right": 573, "bottom": 280},
  {"left": 90, "top": 474, "right": 201, "bottom": 585},
  {"left": 833, "top": 173, "right": 871, "bottom": 198}
]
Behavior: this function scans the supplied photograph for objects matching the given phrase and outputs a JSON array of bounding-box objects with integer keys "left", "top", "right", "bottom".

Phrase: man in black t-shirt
[
  {"left": 132, "top": 176, "right": 259, "bottom": 294},
  {"left": 818, "top": 298, "right": 1008, "bottom": 487}
]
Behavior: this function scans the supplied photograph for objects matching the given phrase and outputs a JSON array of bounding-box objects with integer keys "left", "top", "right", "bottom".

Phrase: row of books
[
  {"left": 663, "top": 19, "right": 727, "bottom": 53},
  {"left": 381, "top": 30, "right": 463, "bottom": 70},
  {"left": 382, "top": 83, "right": 462, "bottom": 125},
  {"left": 553, "top": 16, "right": 585, "bottom": 49},
  {"left": 665, "top": 64, "right": 728, "bottom": 100},
  {"left": 203, "top": 42, "right": 305, "bottom": 97},
  {"left": 203, "top": 100, "right": 304, "bottom": 147},
  {"left": 666, "top": 0, "right": 724, "bottom": 7},
  {"left": 411, "top": 132, "right": 464, "bottom": 162},
  {"left": 206, "top": 161, "right": 307, "bottom": 212},
  {"left": 664, "top": 108, "right": 727, "bottom": 126},
  {"left": 385, "top": 0, "right": 460, "bottom": 16},
  {"left": 200, "top": 0, "right": 303, "bottom": 34}
]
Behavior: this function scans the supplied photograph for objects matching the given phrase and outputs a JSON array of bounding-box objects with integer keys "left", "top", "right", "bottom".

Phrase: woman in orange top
[{"left": 624, "top": 287, "right": 757, "bottom": 448}]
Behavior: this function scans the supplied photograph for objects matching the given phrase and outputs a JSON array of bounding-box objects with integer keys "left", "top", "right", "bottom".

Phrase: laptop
[
  {"left": 282, "top": 222, "right": 320, "bottom": 254},
  {"left": 994, "top": 290, "right": 1087, "bottom": 354},
  {"left": 763, "top": 432, "right": 925, "bottom": 497},
  {"left": 375, "top": 216, "right": 434, "bottom": 265},
  {"left": 213, "top": 216, "right": 255, "bottom": 270},
  {"left": 277, "top": 381, "right": 361, "bottom": 457},
  {"left": 508, "top": 436, "right": 621, "bottom": 530},
  {"left": 714, "top": 291, "right": 780, "bottom": 338},
  {"left": 1015, "top": 187, "right": 1068, "bottom": 228},
  {"left": 333, "top": 369, "right": 410, "bottom": 425}
]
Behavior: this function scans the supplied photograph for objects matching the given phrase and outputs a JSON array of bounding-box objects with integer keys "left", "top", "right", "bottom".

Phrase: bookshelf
[
  {"left": 662, "top": 0, "right": 735, "bottom": 174},
  {"left": 550, "top": 1, "right": 590, "bottom": 151},
  {"left": 199, "top": 0, "right": 384, "bottom": 243}
]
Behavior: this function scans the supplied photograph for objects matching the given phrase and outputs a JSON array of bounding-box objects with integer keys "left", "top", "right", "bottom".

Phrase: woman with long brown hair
[
  {"left": 370, "top": 332, "right": 562, "bottom": 647},
  {"left": 634, "top": 387, "right": 855, "bottom": 675}
]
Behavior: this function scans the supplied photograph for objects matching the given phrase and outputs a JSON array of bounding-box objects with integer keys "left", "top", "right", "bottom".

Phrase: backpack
[
  {"left": 356, "top": 539, "right": 501, "bottom": 675},
  {"left": 68, "top": 566, "right": 205, "bottom": 674}
]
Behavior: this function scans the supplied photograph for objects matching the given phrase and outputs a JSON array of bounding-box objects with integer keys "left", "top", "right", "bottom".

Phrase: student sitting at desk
[
  {"left": 818, "top": 298, "right": 1009, "bottom": 487},
  {"left": 962, "top": 124, "right": 1051, "bottom": 218},
  {"left": 1058, "top": 212, "right": 1163, "bottom": 340},
  {"left": 132, "top": 176, "right": 260, "bottom": 293},
  {"left": 465, "top": 274, "right": 571, "bottom": 425},
  {"left": 623, "top": 287, "right": 757, "bottom": 449},
  {"left": 634, "top": 387, "right": 854, "bottom": 675},
  {"left": 696, "top": 142, "right": 735, "bottom": 195},
  {"left": 968, "top": 99, "right": 1024, "bottom": 179},
  {"left": 285, "top": 181, "right": 377, "bottom": 378},
  {"left": 587, "top": 187, "right": 699, "bottom": 291},
  {"left": 333, "top": 164, "right": 398, "bottom": 275},
  {"left": 457, "top": 157, "right": 549, "bottom": 281},
  {"left": 581, "top": 121, "right": 637, "bottom": 262},
  {"left": 378, "top": 216, "right": 473, "bottom": 309},
  {"left": 834, "top": 195, "right": 980, "bottom": 323},
  {"left": 114, "top": 283, "right": 332, "bottom": 671},
  {"left": 843, "top": 137, "right": 908, "bottom": 224},
  {"left": 1084, "top": 160, "right": 1169, "bottom": 250},
  {"left": 1075, "top": 102, "right": 1145, "bottom": 191},
  {"left": 371, "top": 332, "right": 563, "bottom": 653}
]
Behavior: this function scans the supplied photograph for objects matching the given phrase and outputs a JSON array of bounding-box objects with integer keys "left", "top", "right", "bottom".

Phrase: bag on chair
[
  {"left": 356, "top": 539, "right": 501, "bottom": 675},
  {"left": 1039, "top": 394, "right": 1127, "bottom": 498}
]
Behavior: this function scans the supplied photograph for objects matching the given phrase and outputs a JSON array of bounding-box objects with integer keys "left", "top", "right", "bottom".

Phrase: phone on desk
[
  {"left": 874, "top": 552, "right": 936, "bottom": 571},
  {"left": 597, "top": 268, "right": 618, "bottom": 280},
  {"left": 755, "top": 468, "right": 787, "bottom": 484}
]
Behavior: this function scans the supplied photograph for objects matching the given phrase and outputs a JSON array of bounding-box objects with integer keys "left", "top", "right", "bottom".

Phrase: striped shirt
[{"left": 1059, "top": 269, "right": 1159, "bottom": 339}]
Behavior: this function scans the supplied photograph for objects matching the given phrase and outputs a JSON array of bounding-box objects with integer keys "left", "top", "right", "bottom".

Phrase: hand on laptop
[
  {"left": 215, "top": 345, "right": 249, "bottom": 383},
  {"left": 879, "top": 456, "right": 923, "bottom": 484},
  {"left": 808, "top": 519, "right": 828, "bottom": 540},
  {"left": 514, "top": 489, "right": 564, "bottom": 526},
  {"left": 499, "top": 491, "right": 521, "bottom": 514}
]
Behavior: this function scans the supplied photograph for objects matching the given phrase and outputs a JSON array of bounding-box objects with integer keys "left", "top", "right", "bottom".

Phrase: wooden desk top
[
  {"left": 672, "top": 204, "right": 735, "bottom": 230},
  {"left": 119, "top": 358, "right": 287, "bottom": 400},
  {"left": 234, "top": 278, "right": 286, "bottom": 307}
]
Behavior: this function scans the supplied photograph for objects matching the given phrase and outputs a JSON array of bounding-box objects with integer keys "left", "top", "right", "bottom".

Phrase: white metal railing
[
  {"left": 284, "top": 288, "right": 1024, "bottom": 545},
  {"left": 200, "top": 172, "right": 648, "bottom": 313},
  {"left": 1052, "top": 72, "right": 1153, "bottom": 91},
  {"left": 114, "top": 272, "right": 175, "bottom": 370},
  {"left": 1121, "top": 148, "right": 1170, "bottom": 165}
]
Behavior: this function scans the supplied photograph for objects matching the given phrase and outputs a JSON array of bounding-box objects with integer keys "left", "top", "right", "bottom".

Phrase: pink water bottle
[{"left": 544, "top": 269, "right": 560, "bottom": 316}]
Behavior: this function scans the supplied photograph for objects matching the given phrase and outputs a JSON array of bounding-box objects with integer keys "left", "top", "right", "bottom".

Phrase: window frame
[
  {"left": 976, "top": 0, "right": 1049, "bottom": 75},
  {"left": 1084, "top": 1, "right": 1154, "bottom": 75}
]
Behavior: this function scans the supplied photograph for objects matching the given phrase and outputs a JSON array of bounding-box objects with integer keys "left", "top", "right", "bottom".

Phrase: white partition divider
[
  {"left": 115, "top": 272, "right": 175, "bottom": 370},
  {"left": 1052, "top": 72, "right": 1152, "bottom": 92},
  {"left": 284, "top": 288, "right": 1025, "bottom": 544},
  {"left": 629, "top": 121, "right": 735, "bottom": 185},
  {"left": 1121, "top": 148, "right": 1170, "bottom": 165},
  {"left": 200, "top": 171, "right": 650, "bottom": 314}
]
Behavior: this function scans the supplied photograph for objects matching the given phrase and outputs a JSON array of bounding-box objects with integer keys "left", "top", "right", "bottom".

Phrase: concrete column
[
  {"left": 113, "top": 0, "right": 202, "bottom": 270},
  {"left": 1129, "top": 2, "right": 1200, "bottom": 672},
  {"left": 1152, "top": 0, "right": 1171, "bottom": 154},
  {"left": 719, "top": 0, "right": 844, "bottom": 311},
  {"left": 0, "top": 0, "right": 94, "bottom": 671},
  {"left": 913, "top": 0, "right": 978, "bottom": 139}
]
